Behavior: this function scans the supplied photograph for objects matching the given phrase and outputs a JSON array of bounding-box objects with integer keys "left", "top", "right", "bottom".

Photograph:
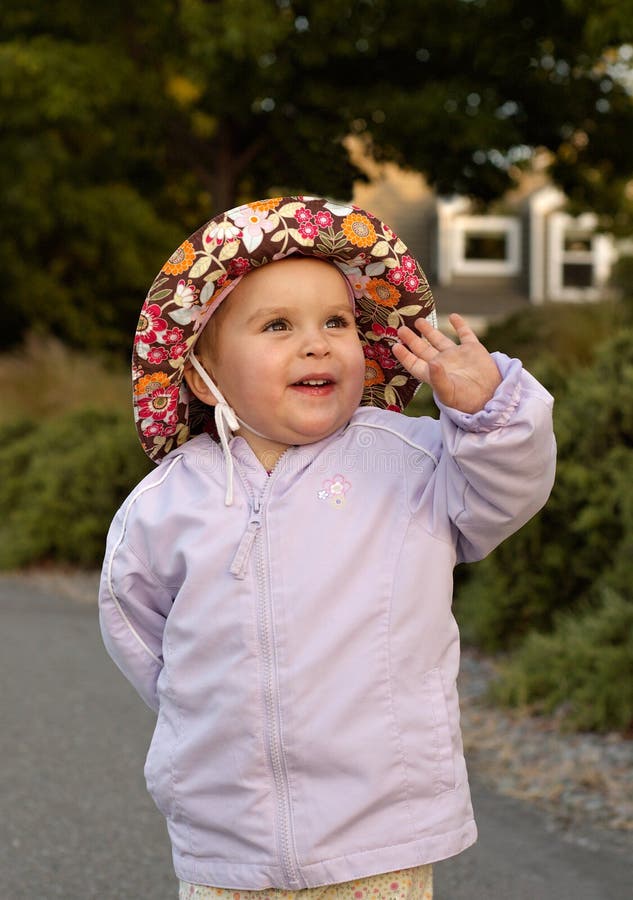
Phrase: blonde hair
[{"left": 194, "top": 296, "right": 233, "bottom": 364}]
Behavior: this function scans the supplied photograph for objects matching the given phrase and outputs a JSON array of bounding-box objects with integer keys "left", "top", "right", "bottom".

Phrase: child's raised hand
[{"left": 392, "top": 313, "right": 502, "bottom": 414}]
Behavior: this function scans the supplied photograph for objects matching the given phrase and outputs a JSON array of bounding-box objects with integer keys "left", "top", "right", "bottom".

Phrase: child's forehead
[
  {"left": 244, "top": 256, "right": 346, "bottom": 291},
  {"left": 222, "top": 258, "right": 353, "bottom": 314}
]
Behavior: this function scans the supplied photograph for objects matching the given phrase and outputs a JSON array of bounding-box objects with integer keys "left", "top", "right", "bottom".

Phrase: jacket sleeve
[
  {"left": 433, "top": 352, "right": 556, "bottom": 563},
  {"left": 98, "top": 497, "right": 174, "bottom": 712}
]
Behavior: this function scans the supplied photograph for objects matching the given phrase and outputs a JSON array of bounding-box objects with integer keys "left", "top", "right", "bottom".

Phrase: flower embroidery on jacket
[{"left": 317, "top": 474, "right": 351, "bottom": 508}]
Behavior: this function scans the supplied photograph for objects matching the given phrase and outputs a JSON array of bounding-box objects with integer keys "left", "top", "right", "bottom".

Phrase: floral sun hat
[{"left": 133, "top": 195, "right": 436, "bottom": 462}]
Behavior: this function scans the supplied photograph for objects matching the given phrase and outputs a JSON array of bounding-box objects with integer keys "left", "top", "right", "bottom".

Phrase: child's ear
[{"left": 183, "top": 360, "right": 218, "bottom": 407}]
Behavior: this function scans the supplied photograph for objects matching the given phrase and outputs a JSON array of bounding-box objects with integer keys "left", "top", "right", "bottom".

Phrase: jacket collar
[{"left": 228, "top": 420, "right": 352, "bottom": 485}]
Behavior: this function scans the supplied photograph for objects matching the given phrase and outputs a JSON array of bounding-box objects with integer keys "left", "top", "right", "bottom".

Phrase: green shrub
[
  {"left": 452, "top": 326, "right": 633, "bottom": 731},
  {"left": 455, "top": 328, "right": 633, "bottom": 650},
  {"left": 610, "top": 254, "right": 633, "bottom": 306},
  {"left": 404, "top": 383, "right": 439, "bottom": 419},
  {"left": 0, "top": 409, "right": 152, "bottom": 569},
  {"left": 491, "top": 588, "right": 633, "bottom": 733},
  {"left": 482, "top": 300, "right": 625, "bottom": 377}
]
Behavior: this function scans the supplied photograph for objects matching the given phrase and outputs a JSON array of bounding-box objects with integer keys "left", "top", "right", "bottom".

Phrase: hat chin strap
[{"left": 189, "top": 353, "right": 275, "bottom": 506}]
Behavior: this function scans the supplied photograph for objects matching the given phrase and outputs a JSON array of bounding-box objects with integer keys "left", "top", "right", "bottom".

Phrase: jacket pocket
[
  {"left": 419, "top": 667, "right": 456, "bottom": 795},
  {"left": 144, "top": 712, "right": 174, "bottom": 818}
]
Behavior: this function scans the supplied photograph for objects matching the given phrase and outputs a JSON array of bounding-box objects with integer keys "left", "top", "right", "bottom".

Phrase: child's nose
[{"left": 302, "top": 329, "right": 330, "bottom": 357}]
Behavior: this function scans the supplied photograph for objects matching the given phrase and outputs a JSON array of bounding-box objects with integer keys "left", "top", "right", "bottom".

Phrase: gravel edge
[{"left": 458, "top": 650, "right": 633, "bottom": 843}]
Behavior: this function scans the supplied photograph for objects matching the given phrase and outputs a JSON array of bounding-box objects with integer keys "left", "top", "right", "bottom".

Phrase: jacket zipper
[
  {"left": 253, "top": 509, "right": 302, "bottom": 887},
  {"left": 232, "top": 467, "right": 302, "bottom": 887},
  {"left": 229, "top": 498, "right": 261, "bottom": 579}
]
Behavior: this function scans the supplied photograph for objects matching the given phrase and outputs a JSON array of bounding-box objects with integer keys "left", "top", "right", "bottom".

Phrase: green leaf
[
  {"left": 189, "top": 255, "right": 213, "bottom": 278},
  {"left": 371, "top": 240, "right": 390, "bottom": 257}
]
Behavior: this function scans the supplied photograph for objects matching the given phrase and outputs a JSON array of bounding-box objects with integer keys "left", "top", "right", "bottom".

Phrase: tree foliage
[{"left": 2, "top": 0, "right": 632, "bottom": 351}]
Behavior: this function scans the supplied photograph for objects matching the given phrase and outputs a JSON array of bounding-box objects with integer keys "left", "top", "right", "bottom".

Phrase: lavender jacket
[{"left": 99, "top": 353, "right": 555, "bottom": 889}]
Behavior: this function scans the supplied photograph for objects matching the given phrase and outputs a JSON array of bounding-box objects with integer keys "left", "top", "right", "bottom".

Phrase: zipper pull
[{"left": 230, "top": 505, "right": 261, "bottom": 579}]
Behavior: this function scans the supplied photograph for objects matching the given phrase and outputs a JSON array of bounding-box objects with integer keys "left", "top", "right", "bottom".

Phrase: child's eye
[
  {"left": 264, "top": 319, "right": 289, "bottom": 332},
  {"left": 325, "top": 315, "right": 350, "bottom": 329}
]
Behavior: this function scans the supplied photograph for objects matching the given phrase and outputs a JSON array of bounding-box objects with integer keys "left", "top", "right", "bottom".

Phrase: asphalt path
[{"left": 1, "top": 576, "right": 631, "bottom": 900}]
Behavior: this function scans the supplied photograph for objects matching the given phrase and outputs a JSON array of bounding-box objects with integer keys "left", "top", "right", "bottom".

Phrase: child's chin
[{"left": 291, "top": 423, "right": 348, "bottom": 445}]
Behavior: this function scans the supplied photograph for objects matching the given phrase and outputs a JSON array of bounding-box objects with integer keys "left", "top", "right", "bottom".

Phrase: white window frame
[
  {"left": 452, "top": 215, "right": 521, "bottom": 276},
  {"left": 548, "top": 212, "right": 612, "bottom": 302}
]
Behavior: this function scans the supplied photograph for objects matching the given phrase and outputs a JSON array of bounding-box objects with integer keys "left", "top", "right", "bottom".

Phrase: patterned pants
[{"left": 179, "top": 866, "right": 433, "bottom": 900}]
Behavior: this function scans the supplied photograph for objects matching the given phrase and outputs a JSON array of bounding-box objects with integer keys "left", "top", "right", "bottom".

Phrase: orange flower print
[
  {"left": 163, "top": 239, "right": 196, "bottom": 275},
  {"left": 364, "top": 359, "right": 385, "bottom": 386},
  {"left": 248, "top": 198, "right": 282, "bottom": 213},
  {"left": 341, "top": 213, "right": 377, "bottom": 248},
  {"left": 134, "top": 371, "right": 170, "bottom": 396},
  {"left": 365, "top": 278, "right": 400, "bottom": 307}
]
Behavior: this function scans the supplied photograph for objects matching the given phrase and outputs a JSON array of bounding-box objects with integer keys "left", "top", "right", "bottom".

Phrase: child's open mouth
[{"left": 291, "top": 378, "right": 335, "bottom": 395}]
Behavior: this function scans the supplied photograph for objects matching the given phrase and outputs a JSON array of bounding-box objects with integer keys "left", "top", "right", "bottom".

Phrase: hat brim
[{"left": 132, "top": 196, "right": 435, "bottom": 462}]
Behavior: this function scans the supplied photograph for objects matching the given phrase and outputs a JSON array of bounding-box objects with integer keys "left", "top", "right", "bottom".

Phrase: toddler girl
[{"left": 99, "top": 196, "right": 556, "bottom": 899}]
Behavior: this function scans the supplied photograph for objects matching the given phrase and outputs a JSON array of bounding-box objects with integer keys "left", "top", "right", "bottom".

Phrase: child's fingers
[
  {"left": 397, "top": 324, "right": 441, "bottom": 360},
  {"left": 391, "top": 340, "right": 431, "bottom": 383},
  {"left": 412, "top": 318, "right": 456, "bottom": 352},
  {"left": 446, "top": 313, "right": 480, "bottom": 345}
]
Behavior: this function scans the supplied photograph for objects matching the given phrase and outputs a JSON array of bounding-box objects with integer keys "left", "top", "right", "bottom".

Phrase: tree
[
  {"left": 0, "top": 2, "right": 183, "bottom": 350},
  {"left": 1, "top": 0, "right": 632, "bottom": 351}
]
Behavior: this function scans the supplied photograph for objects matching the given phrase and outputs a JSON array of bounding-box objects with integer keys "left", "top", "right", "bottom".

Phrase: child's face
[{"left": 191, "top": 257, "right": 366, "bottom": 467}]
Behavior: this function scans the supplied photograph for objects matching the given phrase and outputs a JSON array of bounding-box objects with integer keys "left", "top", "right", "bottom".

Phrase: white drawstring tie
[{"left": 189, "top": 354, "right": 240, "bottom": 506}]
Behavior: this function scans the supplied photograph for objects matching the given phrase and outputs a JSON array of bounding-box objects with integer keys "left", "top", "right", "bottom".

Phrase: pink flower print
[
  {"left": 318, "top": 474, "right": 351, "bottom": 508},
  {"left": 371, "top": 323, "right": 398, "bottom": 339},
  {"left": 229, "top": 207, "right": 275, "bottom": 252},
  {"left": 365, "top": 343, "right": 397, "bottom": 369},
  {"left": 401, "top": 255, "right": 416, "bottom": 274},
  {"left": 298, "top": 221, "right": 319, "bottom": 240},
  {"left": 228, "top": 256, "right": 251, "bottom": 277},
  {"left": 147, "top": 346, "right": 169, "bottom": 365},
  {"left": 138, "top": 384, "right": 179, "bottom": 423},
  {"left": 203, "top": 219, "right": 241, "bottom": 247},
  {"left": 294, "top": 206, "right": 313, "bottom": 225},
  {"left": 169, "top": 341, "right": 188, "bottom": 360},
  {"left": 135, "top": 304, "right": 167, "bottom": 345},
  {"left": 403, "top": 273, "right": 420, "bottom": 291},
  {"left": 314, "top": 209, "right": 333, "bottom": 228},
  {"left": 386, "top": 266, "right": 405, "bottom": 286},
  {"left": 143, "top": 421, "right": 166, "bottom": 437},
  {"left": 163, "top": 326, "right": 185, "bottom": 344},
  {"left": 143, "top": 420, "right": 178, "bottom": 437},
  {"left": 174, "top": 278, "right": 197, "bottom": 308},
  {"left": 343, "top": 266, "right": 371, "bottom": 299}
]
